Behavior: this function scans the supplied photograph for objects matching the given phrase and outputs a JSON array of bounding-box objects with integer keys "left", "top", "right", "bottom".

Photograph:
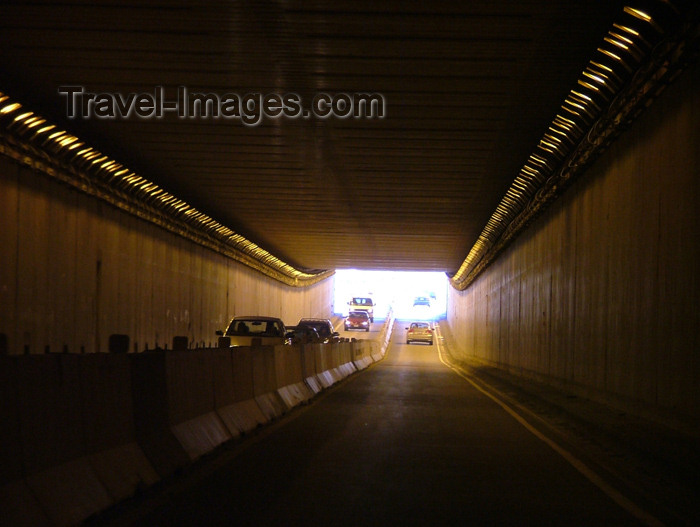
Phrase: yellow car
[{"left": 405, "top": 322, "right": 433, "bottom": 345}]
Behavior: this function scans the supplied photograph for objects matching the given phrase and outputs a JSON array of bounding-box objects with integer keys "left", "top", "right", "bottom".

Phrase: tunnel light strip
[
  {"left": 450, "top": 1, "right": 694, "bottom": 290},
  {"left": 0, "top": 90, "right": 332, "bottom": 286}
]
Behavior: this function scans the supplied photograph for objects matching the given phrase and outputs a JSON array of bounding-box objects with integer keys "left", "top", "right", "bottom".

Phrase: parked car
[
  {"left": 405, "top": 321, "right": 433, "bottom": 345},
  {"left": 347, "top": 297, "right": 374, "bottom": 322},
  {"left": 345, "top": 311, "right": 370, "bottom": 332},
  {"left": 297, "top": 318, "right": 340, "bottom": 343},
  {"left": 217, "top": 316, "right": 287, "bottom": 347},
  {"left": 285, "top": 325, "right": 323, "bottom": 345}
]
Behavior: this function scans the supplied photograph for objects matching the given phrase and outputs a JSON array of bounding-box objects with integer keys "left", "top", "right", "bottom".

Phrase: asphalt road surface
[{"left": 118, "top": 322, "right": 644, "bottom": 526}]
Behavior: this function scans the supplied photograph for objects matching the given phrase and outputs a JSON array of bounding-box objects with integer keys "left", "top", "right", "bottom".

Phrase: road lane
[{"left": 125, "top": 323, "right": 641, "bottom": 526}]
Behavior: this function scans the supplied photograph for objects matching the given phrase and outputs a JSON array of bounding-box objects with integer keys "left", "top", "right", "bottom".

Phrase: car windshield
[
  {"left": 352, "top": 297, "right": 372, "bottom": 305},
  {"left": 410, "top": 322, "right": 429, "bottom": 329},
  {"left": 299, "top": 320, "right": 331, "bottom": 337},
  {"left": 350, "top": 312, "right": 368, "bottom": 319},
  {"left": 226, "top": 319, "right": 284, "bottom": 337}
]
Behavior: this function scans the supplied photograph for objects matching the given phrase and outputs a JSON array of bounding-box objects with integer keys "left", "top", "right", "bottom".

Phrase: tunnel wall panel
[
  {"left": 447, "top": 61, "right": 700, "bottom": 426},
  {"left": 0, "top": 159, "right": 334, "bottom": 356},
  {"left": 0, "top": 157, "right": 19, "bottom": 355}
]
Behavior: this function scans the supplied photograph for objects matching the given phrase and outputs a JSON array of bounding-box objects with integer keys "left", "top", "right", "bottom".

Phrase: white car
[{"left": 218, "top": 316, "right": 287, "bottom": 347}]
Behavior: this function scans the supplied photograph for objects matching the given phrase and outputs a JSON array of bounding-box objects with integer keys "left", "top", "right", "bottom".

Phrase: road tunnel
[{"left": 0, "top": 1, "right": 698, "bottom": 525}]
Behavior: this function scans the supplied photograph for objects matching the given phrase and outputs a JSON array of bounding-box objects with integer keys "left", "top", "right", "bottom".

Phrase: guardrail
[{"left": 0, "top": 316, "right": 396, "bottom": 526}]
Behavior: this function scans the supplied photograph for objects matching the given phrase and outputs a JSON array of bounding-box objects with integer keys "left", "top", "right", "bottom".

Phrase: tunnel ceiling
[{"left": 1, "top": 0, "right": 640, "bottom": 273}]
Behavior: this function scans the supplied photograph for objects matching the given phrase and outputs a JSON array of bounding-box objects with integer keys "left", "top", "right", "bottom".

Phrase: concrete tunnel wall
[
  {"left": 445, "top": 59, "right": 699, "bottom": 427},
  {"left": 0, "top": 154, "right": 335, "bottom": 356}
]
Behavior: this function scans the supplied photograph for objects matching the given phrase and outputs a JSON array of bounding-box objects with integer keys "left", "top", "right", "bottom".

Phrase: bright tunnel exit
[{"left": 333, "top": 269, "right": 448, "bottom": 320}]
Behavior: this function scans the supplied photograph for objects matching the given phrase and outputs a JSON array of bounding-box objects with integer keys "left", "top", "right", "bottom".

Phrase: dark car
[
  {"left": 297, "top": 318, "right": 340, "bottom": 343},
  {"left": 285, "top": 325, "right": 323, "bottom": 345},
  {"left": 345, "top": 311, "right": 370, "bottom": 332}
]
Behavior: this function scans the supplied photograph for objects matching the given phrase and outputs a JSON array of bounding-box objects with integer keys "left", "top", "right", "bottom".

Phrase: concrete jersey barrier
[{"left": 0, "top": 318, "right": 395, "bottom": 525}]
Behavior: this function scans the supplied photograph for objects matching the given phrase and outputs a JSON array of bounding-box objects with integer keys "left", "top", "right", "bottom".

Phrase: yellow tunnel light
[
  {"left": 605, "top": 35, "right": 630, "bottom": 52},
  {"left": 547, "top": 125, "right": 572, "bottom": 140},
  {"left": 0, "top": 90, "right": 327, "bottom": 286},
  {"left": 597, "top": 47, "right": 622, "bottom": 62},
  {"left": 571, "top": 91, "right": 602, "bottom": 112},
  {"left": 613, "top": 22, "right": 651, "bottom": 48},
  {"left": 13, "top": 112, "right": 34, "bottom": 122},
  {"left": 609, "top": 30, "right": 635, "bottom": 46},
  {"left": 571, "top": 89, "right": 595, "bottom": 102},
  {"left": 582, "top": 70, "right": 609, "bottom": 87},
  {"left": 613, "top": 22, "right": 640, "bottom": 37},
  {"left": 537, "top": 143, "right": 558, "bottom": 155},
  {"left": 590, "top": 60, "right": 614, "bottom": 74},
  {"left": 597, "top": 47, "right": 632, "bottom": 72},
  {"left": 59, "top": 136, "right": 78, "bottom": 147},
  {"left": 1, "top": 102, "right": 22, "bottom": 114},
  {"left": 578, "top": 79, "right": 603, "bottom": 93},
  {"left": 589, "top": 61, "right": 624, "bottom": 85},
  {"left": 605, "top": 33, "right": 643, "bottom": 62},
  {"left": 624, "top": 7, "right": 652, "bottom": 24},
  {"left": 555, "top": 114, "right": 584, "bottom": 134},
  {"left": 49, "top": 130, "right": 67, "bottom": 140},
  {"left": 530, "top": 153, "right": 552, "bottom": 165},
  {"left": 522, "top": 165, "right": 542, "bottom": 178},
  {"left": 22, "top": 116, "right": 39, "bottom": 126},
  {"left": 563, "top": 98, "right": 594, "bottom": 119},
  {"left": 540, "top": 138, "right": 562, "bottom": 151},
  {"left": 123, "top": 175, "right": 142, "bottom": 186},
  {"left": 561, "top": 103, "right": 582, "bottom": 118},
  {"left": 552, "top": 119, "right": 573, "bottom": 133},
  {"left": 511, "top": 180, "right": 530, "bottom": 193},
  {"left": 26, "top": 118, "right": 46, "bottom": 129}
]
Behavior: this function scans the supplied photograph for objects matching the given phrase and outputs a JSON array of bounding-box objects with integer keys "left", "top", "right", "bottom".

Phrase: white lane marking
[{"left": 432, "top": 322, "right": 664, "bottom": 527}]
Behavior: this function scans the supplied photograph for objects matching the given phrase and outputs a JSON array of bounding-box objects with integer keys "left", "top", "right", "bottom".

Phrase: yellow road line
[{"left": 432, "top": 323, "right": 664, "bottom": 527}]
